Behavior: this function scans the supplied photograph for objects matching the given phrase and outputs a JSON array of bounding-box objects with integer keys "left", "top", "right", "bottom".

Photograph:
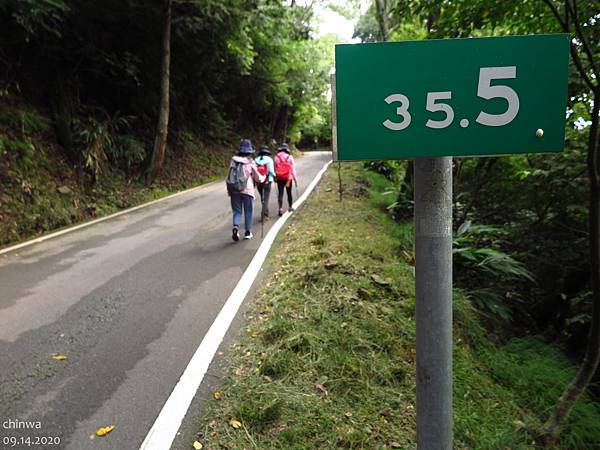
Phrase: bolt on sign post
[{"left": 334, "top": 34, "right": 569, "bottom": 449}]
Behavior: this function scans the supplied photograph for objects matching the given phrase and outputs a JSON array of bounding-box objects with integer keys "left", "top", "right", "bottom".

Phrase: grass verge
[{"left": 194, "top": 163, "right": 600, "bottom": 449}]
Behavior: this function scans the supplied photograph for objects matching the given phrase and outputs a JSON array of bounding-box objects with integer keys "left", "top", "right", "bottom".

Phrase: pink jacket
[
  {"left": 274, "top": 151, "right": 297, "bottom": 181},
  {"left": 229, "top": 155, "right": 265, "bottom": 198}
]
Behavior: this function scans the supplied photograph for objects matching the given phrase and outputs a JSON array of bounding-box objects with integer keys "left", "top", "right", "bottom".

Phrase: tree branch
[
  {"left": 566, "top": 0, "right": 599, "bottom": 79},
  {"left": 541, "top": 0, "right": 567, "bottom": 29},
  {"left": 540, "top": 0, "right": 595, "bottom": 92}
]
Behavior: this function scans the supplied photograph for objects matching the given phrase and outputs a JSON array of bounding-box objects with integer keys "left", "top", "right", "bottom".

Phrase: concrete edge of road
[
  {"left": 0, "top": 180, "right": 222, "bottom": 256},
  {"left": 139, "top": 159, "right": 333, "bottom": 450}
]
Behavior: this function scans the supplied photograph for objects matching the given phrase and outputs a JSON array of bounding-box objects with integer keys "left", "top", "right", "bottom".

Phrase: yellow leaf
[
  {"left": 51, "top": 353, "right": 68, "bottom": 361},
  {"left": 250, "top": 330, "right": 259, "bottom": 338},
  {"left": 95, "top": 425, "right": 115, "bottom": 437},
  {"left": 213, "top": 391, "right": 221, "bottom": 400},
  {"left": 229, "top": 417, "right": 242, "bottom": 429},
  {"left": 192, "top": 441, "right": 203, "bottom": 449}
]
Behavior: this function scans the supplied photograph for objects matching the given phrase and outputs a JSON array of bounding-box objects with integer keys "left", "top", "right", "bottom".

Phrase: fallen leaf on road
[
  {"left": 51, "top": 353, "right": 68, "bottom": 361},
  {"left": 95, "top": 425, "right": 115, "bottom": 437},
  {"left": 229, "top": 417, "right": 242, "bottom": 429},
  {"left": 192, "top": 441, "right": 203, "bottom": 449}
]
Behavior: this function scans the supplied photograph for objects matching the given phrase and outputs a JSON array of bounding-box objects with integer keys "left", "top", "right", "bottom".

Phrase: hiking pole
[{"left": 294, "top": 179, "right": 299, "bottom": 202}]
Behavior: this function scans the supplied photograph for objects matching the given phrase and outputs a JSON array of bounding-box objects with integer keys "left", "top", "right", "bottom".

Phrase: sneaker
[
  {"left": 244, "top": 230, "right": 253, "bottom": 240},
  {"left": 232, "top": 227, "right": 239, "bottom": 242},
  {"left": 288, "top": 207, "right": 294, "bottom": 212},
  {"left": 278, "top": 208, "right": 284, "bottom": 216}
]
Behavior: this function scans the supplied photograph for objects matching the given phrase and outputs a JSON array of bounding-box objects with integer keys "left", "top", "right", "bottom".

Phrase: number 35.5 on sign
[{"left": 383, "top": 66, "right": 520, "bottom": 131}]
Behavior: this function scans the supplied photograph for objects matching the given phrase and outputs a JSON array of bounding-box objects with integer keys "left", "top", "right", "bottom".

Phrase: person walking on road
[
  {"left": 255, "top": 145, "right": 275, "bottom": 220},
  {"left": 274, "top": 143, "right": 297, "bottom": 216},
  {"left": 226, "top": 139, "right": 265, "bottom": 241}
]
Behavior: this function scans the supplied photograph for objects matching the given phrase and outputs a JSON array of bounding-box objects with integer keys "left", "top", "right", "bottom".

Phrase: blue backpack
[{"left": 226, "top": 161, "right": 248, "bottom": 193}]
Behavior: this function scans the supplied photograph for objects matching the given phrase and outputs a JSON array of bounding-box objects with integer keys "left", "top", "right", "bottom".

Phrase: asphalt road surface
[{"left": 0, "top": 151, "right": 331, "bottom": 450}]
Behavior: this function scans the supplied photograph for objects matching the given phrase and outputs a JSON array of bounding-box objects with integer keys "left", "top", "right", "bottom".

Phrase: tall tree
[
  {"left": 147, "top": 0, "right": 172, "bottom": 184},
  {"left": 374, "top": 0, "right": 391, "bottom": 41}
]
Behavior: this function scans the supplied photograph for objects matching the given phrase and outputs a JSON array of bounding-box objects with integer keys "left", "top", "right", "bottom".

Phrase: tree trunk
[
  {"left": 53, "top": 74, "right": 76, "bottom": 164},
  {"left": 374, "top": 0, "right": 390, "bottom": 41},
  {"left": 146, "top": 0, "right": 172, "bottom": 185},
  {"left": 539, "top": 89, "right": 600, "bottom": 445},
  {"left": 281, "top": 104, "right": 289, "bottom": 143}
]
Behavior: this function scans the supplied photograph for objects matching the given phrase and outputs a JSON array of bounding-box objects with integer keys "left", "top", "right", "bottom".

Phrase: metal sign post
[{"left": 414, "top": 157, "right": 453, "bottom": 449}]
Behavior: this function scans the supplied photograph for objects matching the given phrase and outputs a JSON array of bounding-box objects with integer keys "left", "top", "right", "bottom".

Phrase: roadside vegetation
[
  {"left": 194, "top": 164, "right": 600, "bottom": 449},
  {"left": 0, "top": 96, "right": 233, "bottom": 246}
]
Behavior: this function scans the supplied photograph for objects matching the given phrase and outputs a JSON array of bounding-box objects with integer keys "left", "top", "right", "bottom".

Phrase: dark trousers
[
  {"left": 277, "top": 179, "right": 293, "bottom": 209},
  {"left": 257, "top": 182, "right": 272, "bottom": 217}
]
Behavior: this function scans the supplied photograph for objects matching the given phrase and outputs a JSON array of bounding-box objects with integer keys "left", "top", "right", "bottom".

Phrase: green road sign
[{"left": 334, "top": 34, "right": 569, "bottom": 160}]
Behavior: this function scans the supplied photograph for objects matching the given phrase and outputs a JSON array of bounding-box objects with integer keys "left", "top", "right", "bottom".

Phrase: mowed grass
[{"left": 195, "top": 163, "right": 600, "bottom": 450}]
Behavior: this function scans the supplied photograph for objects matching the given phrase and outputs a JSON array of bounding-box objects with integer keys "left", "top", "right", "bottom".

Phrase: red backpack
[
  {"left": 275, "top": 153, "right": 292, "bottom": 181},
  {"left": 256, "top": 162, "right": 269, "bottom": 183}
]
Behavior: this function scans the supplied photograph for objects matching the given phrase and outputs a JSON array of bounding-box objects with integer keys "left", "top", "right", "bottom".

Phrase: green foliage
[
  {"left": 480, "top": 336, "right": 600, "bottom": 449},
  {"left": 113, "top": 134, "right": 146, "bottom": 173},
  {"left": 353, "top": 3, "right": 379, "bottom": 42},
  {"left": 1, "top": 135, "right": 36, "bottom": 169},
  {"left": 453, "top": 222, "right": 534, "bottom": 322},
  {"left": 1, "top": 0, "right": 335, "bottom": 157},
  {"left": 454, "top": 222, "right": 534, "bottom": 282},
  {"left": 74, "top": 117, "right": 110, "bottom": 180},
  {"left": 363, "top": 160, "right": 403, "bottom": 182},
  {"left": 73, "top": 112, "right": 144, "bottom": 180},
  {"left": 9, "top": 0, "right": 69, "bottom": 39},
  {"left": 0, "top": 108, "right": 49, "bottom": 134}
]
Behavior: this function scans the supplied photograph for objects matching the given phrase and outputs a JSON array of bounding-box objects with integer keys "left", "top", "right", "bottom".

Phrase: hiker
[
  {"left": 274, "top": 143, "right": 297, "bottom": 216},
  {"left": 226, "top": 139, "right": 265, "bottom": 241},
  {"left": 254, "top": 145, "right": 275, "bottom": 220}
]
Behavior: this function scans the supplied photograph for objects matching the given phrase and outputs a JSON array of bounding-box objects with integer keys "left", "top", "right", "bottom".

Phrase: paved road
[{"left": 0, "top": 151, "right": 331, "bottom": 450}]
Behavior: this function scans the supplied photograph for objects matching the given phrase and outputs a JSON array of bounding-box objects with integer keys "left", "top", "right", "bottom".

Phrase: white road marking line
[{"left": 139, "top": 159, "right": 332, "bottom": 450}]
